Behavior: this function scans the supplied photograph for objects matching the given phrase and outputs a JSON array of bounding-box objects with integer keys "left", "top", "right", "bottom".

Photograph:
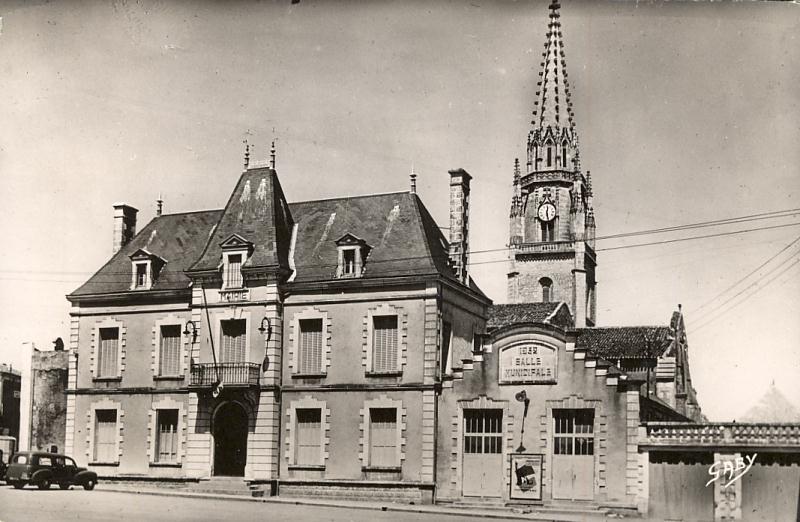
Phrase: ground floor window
[
  {"left": 295, "top": 408, "right": 322, "bottom": 465},
  {"left": 94, "top": 409, "right": 117, "bottom": 463},
  {"left": 156, "top": 409, "right": 179, "bottom": 463},
  {"left": 368, "top": 408, "right": 397, "bottom": 467},
  {"left": 464, "top": 409, "right": 503, "bottom": 454}
]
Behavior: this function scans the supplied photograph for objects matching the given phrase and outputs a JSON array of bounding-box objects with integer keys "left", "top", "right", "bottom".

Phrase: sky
[{"left": 0, "top": 0, "right": 798, "bottom": 421}]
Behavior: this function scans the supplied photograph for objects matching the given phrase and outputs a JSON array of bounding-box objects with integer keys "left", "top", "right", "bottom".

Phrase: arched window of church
[
  {"left": 561, "top": 142, "right": 569, "bottom": 168},
  {"left": 540, "top": 277, "right": 553, "bottom": 302},
  {"left": 533, "top": 144, "right": 540, "bottom": 165},
  {"left": 546, "top": 141, "right": 553, "bottom": 167}
]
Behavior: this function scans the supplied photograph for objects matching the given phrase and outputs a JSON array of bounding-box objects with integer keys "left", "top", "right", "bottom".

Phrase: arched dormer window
[
  {"left": 546, "top": 140, "right": 554, "bottom": 167},
  {"left": 561, "top": 141, "right": 569, "bottom": 168},
  {"left": 540, "top": 277, "right": 553, "bottom": 303}
]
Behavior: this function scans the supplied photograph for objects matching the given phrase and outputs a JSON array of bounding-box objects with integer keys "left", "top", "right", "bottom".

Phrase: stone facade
[{"left": 30, "top": 350, "right": 69, "bottom": 452}]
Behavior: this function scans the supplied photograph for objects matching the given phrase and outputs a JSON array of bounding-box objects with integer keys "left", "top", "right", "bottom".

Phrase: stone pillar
[{"left": 714, "top": 452, "right": 743, "bottom": 521}]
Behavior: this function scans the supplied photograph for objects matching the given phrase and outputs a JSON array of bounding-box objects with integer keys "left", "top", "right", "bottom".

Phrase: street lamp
[
  {"left": 515, "top": 390, "right": 530, "bottom": 453},
  {"left": 183, "top": 321, "right": 198, "bottom": 343},
  {"left": 258, "top": 317, "right": 272, "bottom": 372}
]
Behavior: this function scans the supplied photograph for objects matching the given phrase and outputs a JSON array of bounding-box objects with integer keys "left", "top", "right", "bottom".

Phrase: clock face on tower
[{"left": 538, "top": 202, "right": 557, "bottom": 222}]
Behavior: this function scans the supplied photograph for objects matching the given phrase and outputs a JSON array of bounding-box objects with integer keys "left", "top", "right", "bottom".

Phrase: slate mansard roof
[{"left": 69, "top": 169, "right": 479, "bottom": 300}]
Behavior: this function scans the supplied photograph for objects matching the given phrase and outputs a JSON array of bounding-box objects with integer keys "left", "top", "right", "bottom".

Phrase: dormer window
[
  {"left": 335, "top": 233, "right": 371, "bottom": 279},
  {"left": 219, "top": 234, "right": 253, "bottom": 290},
  {"left": 129, "top": 249, "right": 165, "bottom": 290}
]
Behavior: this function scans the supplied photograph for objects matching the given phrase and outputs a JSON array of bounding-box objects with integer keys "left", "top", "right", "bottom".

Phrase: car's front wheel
[
  {"left": 37, "top": 479, "right": 51, "bottom": 490},
  {"left": 11, "top": 481, "right": 24, "bottom": 489},
  {"left": 83, "top": 479, "right": 95, "bottom": 491}
]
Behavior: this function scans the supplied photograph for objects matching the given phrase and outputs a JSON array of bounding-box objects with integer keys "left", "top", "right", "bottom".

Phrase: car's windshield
[{"left": 66, "top": 458, "right": 76, "bottom": 467}]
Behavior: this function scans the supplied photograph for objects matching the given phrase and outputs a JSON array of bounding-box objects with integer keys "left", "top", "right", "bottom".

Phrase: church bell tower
[{"left": 507, "top": 0, "right": 597, "bottom": 327}]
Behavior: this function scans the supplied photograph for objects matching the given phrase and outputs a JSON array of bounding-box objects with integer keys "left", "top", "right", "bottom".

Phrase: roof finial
[
  {"left": 270, "top": 140, "right": 276, "bottom": 170},
  {"left": 156, "top": 193, "right": 163, "bottom": 217},
  {"left": 513, "top": 158, "right": 521, "bottom": 185},
  {"left": 410, "top": 163, "right": 417, "bottom": 194},
  {"left": 243, "top": 139, "right": 250, "bottom": 170}
]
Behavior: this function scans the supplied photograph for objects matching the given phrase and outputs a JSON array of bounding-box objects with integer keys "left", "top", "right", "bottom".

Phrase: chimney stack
[
  {"left": 112, "top": 203, "right": 138, "bottom": 254},
  {"left": 448, "top": 169, "right": 472, "bottom": 284}
]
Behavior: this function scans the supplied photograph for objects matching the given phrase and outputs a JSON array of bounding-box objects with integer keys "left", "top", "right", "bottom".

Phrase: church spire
[{"left": 527, "top": 0, "right": 579, "bottom": 174}]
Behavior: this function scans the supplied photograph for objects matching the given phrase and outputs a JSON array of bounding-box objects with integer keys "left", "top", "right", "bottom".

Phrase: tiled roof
[
  {"left": 487, "top": 302, "right": 570, "bottom": 329},
  {"left": 69, "top": 210, "right": 223, "bottom": 297},
  {"left": 288, "top": 192, "right": 458, "bottom": 284},
  {"left": 189, "top": 167, "right": 294, "bottom": 273},
  {"left": 574, "top": 326, "right": 672, "bottom": 359}
]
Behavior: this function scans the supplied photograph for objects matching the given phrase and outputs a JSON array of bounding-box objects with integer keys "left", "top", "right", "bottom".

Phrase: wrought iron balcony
[{"left": 189, "top": 362, "right": 260, "bottom": 388}]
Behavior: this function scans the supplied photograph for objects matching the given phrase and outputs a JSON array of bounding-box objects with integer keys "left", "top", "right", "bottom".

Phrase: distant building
[{"left": 0, "top": 364, "right": 21, "bottom": 439}]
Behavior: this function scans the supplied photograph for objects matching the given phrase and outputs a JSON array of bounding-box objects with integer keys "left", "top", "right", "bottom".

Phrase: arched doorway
[{"left": 213, "top": 401, "right": 248, "bottom": 477}]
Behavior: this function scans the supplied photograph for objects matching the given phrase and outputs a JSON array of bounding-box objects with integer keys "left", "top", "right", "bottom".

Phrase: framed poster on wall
[{"left": 509, "top": 453, "right": 543, "bottom": 501}]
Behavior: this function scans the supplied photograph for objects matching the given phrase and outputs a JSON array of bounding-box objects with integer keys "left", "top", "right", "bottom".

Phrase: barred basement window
[
  {"left": 553, "top": 409, "right": 594, "bottom": 456},
  {"left": 155, "top": 410, "right": 179, "bottom": 463},
  {"left": 372, "top": 315, "right": 398, "bottom": 373},
  {"left": 159, "top": 325, "right": 181, "bottom": 376},
  {"left": 97, "top": 328, "right": 119, "bottom": 378},
  {"left": 295, "top": 408, "right": 322, "bottom": 465},
  {"left": 220, "top": 319, "right": 246, "bottom": 363},
  {"left": 298, "top": 319, "right": 323, "bottom": 374},
  {"left": 369, "top": 408, "right": 398, "bottom": 467},
  {"left": 94, "top": 409, "right": 117, "bottom": 463}
]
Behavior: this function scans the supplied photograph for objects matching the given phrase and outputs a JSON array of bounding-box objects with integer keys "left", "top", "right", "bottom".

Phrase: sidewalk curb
[{"left": 95, "top": 486, "right": 600, "bottom": 521}]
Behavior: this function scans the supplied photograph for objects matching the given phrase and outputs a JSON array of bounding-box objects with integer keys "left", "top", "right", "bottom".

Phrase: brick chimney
[
  {"left": 112, "top": 203, "right": 138, "bottom": 254},
  {"left": 448, "top": 169, "right": 472, "bottom": 284}
]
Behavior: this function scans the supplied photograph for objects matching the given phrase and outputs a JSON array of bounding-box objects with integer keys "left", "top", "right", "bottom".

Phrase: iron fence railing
[{"left": 190, "top": 362, "right": 260, "bottom": 387}]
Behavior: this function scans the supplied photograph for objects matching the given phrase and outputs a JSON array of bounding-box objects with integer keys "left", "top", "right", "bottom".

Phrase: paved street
[{"left": 0, "top": 487, "right": 529, "bottom": 522}]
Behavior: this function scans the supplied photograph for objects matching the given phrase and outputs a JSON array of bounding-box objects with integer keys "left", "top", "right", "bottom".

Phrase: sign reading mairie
[{"left": 499, "top": 343, "right": 557, "bottom": 384}]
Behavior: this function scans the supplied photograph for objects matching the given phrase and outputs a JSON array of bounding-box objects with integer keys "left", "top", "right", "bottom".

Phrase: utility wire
[
  {"left": 689, "top": 258, "right": 800, "bottom": 335},
  {"left": 687, "top": 234, "right": 800, "bottom": 318}
]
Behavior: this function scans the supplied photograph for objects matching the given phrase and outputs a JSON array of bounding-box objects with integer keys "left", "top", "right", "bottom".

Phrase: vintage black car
[{"left": 5, "top": 451, "right": 98, "bottom": 490}]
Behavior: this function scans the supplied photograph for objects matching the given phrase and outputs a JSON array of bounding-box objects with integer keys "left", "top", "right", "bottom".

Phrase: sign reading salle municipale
[{"left": 499, "top": 343, "right": 557, "bottom": 384}]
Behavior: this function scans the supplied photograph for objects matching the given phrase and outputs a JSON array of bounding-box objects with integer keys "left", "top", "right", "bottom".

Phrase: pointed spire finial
[
  {"left": 410, "top": 163, "right": 417, "bottom": 194},
  {"left": 156, "top": 193, "right": 163, "bottom": 217},
  {"left": 270, "top": 140, "right": 276, "bottom": 170},
  {"left": 243, "top": 138, "right": 250, "bottom": 170}
]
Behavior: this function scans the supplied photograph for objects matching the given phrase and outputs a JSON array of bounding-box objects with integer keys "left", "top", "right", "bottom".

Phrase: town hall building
[{"left": 64, "top": 0, "right": 707, "bottom": 512}]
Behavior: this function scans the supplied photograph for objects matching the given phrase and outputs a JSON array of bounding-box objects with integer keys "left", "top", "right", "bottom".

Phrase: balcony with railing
[
  {"left": 514, "top": 241, "right": 575, "bottom": 255},
  {"left": 642, "top": 422, "right": 800, "bottom": 451},
  {"left": 189, "top": 362, "right": 260, "bottom": 388}
]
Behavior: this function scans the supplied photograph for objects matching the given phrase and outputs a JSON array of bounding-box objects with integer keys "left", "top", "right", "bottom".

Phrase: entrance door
[
  {"left": 462, "top": 409, "right": 504, "bottom": 497},
  {"left": 213, "top": 402, "right": 248, "bottom": 476},
  {"left": 552, "top": 408, "right": 595, "bottom": 500}
]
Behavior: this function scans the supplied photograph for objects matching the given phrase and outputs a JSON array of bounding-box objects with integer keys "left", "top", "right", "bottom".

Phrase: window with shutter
[
  {"left": 225, "top": 254, "right": 243, "bottom": 288},
  {"left": 155, "top": 409, "right": 179, "bottom": 463},
  {"left": 295, "top": 408, "right": 322, "bottom": 465},
  {"left": 369, "top": 408, "right": 397, "bottom": 467},
  {"left": 221, "top": 319, "right": 247, "bottom": 363},
  {"left": 159, "top": 325, "right": 182, "bottom": 376},
  {"left": 94, "top": 409, "right": 117, "bottom": 463},
  {"left": 372, "top": 315, "right": 398, "bottom": 373},
  {"left": 98, "top": 328, "right": 119, "bottom": 378},
  {"left": 298, "top": 319, "right": 323, "bottom": 374}
]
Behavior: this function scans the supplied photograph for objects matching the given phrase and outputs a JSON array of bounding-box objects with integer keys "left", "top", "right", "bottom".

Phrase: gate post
[
  {"left": 713, "top": 452, "right": 742, "bottom": 521},
  {"left": 636, "top": 426, "right": 649, "bottom": 515}
]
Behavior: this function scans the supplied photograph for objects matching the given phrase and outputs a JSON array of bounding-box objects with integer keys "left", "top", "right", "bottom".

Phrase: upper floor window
[
  {"left": 220, "top": 319, "right": 247, "bottom": 363},
  {"left": 225, "top": 254, "right": 243, "bottom": 288},
  {"left": 98, "top": 327, "right": 119, "bottom": 378},
  {"left": 298, "top": 318, "right": 323, "bottom": 375},
  {"left": 540, "top": 277, "right": 553, "bottom": 303},
  {"left": 129, "top": 249, "right": 165, "bottom": 290},
  {"left": 335, "top": 234, "right": 371, "bottom": 279},
  {"left": 372, "top": 315, "right": 398, "bottom": 373},
  {"left": 159, "top": 325, "right": 182, "bottom": 377},
  {"left": 546, "top": 141, "right": 554, "bottom": 167},
  {"left": 219, "top": 234, "right": 253, "bottom": 290},
  {"left": 561, "top": 142, "right": 569, "bottom": 168},
  {"left": 541, "top": 220, "right": 555, "bottom": 242}
]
